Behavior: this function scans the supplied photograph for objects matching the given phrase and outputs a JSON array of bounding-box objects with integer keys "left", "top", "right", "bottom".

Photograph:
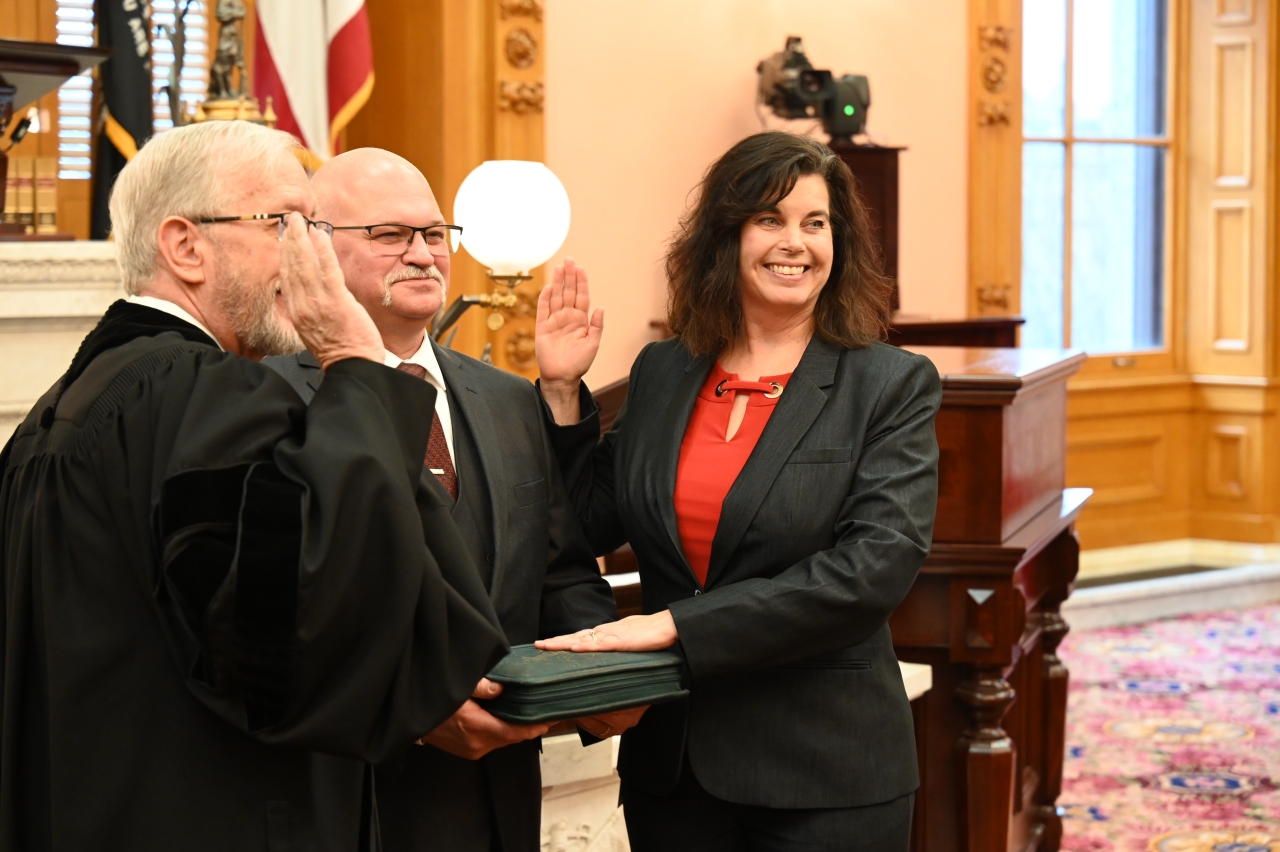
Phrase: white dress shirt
[
  {"left": 385, "top": 336, "right": 455, "bottom": 465},
  {"left": 125, "top": 295, "right": 224, "bottom": 350}
]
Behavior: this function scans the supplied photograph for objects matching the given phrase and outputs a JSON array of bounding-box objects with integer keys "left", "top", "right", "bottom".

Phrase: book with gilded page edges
[{"left": 478, "top": 644, "right": 687, "bottom": 724}]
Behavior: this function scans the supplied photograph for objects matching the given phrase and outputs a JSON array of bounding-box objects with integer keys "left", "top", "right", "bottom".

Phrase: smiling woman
[
  {"left": 664, "top": 132, "right": 892, "bottom": 359},
  {"left": 533, "top": 131, "right": 941, "bottom": 852}
]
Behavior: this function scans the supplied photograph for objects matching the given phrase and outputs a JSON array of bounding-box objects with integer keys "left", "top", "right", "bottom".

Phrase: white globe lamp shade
[{"left": 453, "top": 161, "right": 571, "bottom": 276}]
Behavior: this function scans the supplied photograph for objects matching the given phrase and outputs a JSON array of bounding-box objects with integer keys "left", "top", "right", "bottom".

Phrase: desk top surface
[{"left": 906, "top": 346, "right": 1087, "bottom": 394}]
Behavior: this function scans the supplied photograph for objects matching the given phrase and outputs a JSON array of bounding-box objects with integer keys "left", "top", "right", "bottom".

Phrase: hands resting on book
[
  {"left": 422, "top": 610, "right": 679, "bottom": 758},
  {"left": 418, "top": 677, "right": 649, "bottom": 759},
  {"left": 534, "top": 611, "right": 679, "bottom": 654}
]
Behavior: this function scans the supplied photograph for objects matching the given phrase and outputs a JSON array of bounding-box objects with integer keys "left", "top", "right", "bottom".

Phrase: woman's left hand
[
  {"left": 535, "top": 611, "right": 679, "bottom": 653},
  {"left": 576, "top": 705, "right": 649, "bottom": 740}
]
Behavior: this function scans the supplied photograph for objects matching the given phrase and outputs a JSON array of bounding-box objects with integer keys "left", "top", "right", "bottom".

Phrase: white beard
[{"left": 215, "top": 261, "right": 304, "bottom": 358}]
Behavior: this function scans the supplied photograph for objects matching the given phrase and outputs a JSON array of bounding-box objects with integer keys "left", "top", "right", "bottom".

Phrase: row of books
[{"left": 3, "top": 157, "right": 59, "bottom": 235}]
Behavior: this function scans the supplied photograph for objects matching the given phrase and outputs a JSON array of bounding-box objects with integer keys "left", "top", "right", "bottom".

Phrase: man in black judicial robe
[
  {"left": 264, "top": 148, "right": 634, "bottom": 852},
  {"left": 0, "top": 121, "right": 511, "bottom": 852}
]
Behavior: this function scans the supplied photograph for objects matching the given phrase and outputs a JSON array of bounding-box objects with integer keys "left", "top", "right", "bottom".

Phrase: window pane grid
[{"left": 1021, "top": 0, "right": 1170, "bottom": 354}]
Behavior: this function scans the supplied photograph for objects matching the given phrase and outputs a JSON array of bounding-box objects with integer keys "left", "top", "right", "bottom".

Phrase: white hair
[{"left": 108, "top": 121, "right": 301, "bottom": 295}]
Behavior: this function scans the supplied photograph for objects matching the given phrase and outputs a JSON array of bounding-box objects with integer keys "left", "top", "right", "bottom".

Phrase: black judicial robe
[{"left": 0, "top": 302, "right": 509, "bottom": 852}]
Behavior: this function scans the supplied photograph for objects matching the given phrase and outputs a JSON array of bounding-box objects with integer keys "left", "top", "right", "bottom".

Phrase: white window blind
[
  {"left": 55, "top": 0, "right": 94, "bottom": 179},
  {"left": 53, "top": 0, "right": 211, "bottom": 179}
]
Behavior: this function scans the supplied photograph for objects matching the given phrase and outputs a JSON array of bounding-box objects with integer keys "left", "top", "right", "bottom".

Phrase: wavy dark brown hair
[{"left": 664, "top": 131, "right": 892, "bottom": 356}]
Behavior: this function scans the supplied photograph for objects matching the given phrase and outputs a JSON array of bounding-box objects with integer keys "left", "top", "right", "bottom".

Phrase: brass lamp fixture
[{"left": 432, "top": 160, "right": 571, "bottom": 348}]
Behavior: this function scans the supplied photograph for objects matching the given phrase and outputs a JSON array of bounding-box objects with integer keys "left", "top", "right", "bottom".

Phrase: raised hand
[
  {"left": 417, "top": 678, "right": 552, "bottom": 760},
  {"left": 278, "top": 212, "right": 383, "bottom": 369},
  {"left": 536, "top": 257, "right": 603, "bottom": 424}
]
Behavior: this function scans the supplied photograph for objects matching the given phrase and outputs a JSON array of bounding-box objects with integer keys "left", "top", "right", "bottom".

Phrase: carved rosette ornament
[
  {"left": 512, "top": 289, "right": 538, "bottom": 320},
  {"left": 979, "top": 25, "right": 1013, "bottom": 52},
  {"left": 976, "top": 23, "right": 1014, "bottom": 129},
  {"left": 982, "top": 56, "right": 1007, "bottom": 94},
  {"left": 977, "top": 283, "right": 1012, "bottom": 311},
  {"left": 498, "top": 81, "right": 545, "bottom": 114},
  {"left": 499, "top": 0, "right": 544, "bottom": 21},
  {"left": 976, "top": 101, "right": 1011, "bottom": 127},
  {"left": 505, "top": 28, "right": 538, "bottom": 69},
  {"left": 504, "top": 328, "right": 537, "bottom": 371}
]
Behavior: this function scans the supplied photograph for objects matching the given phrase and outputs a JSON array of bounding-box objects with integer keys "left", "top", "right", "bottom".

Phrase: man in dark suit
[{"left": 264, "top": 148, "right": 635, "bottom": 852}]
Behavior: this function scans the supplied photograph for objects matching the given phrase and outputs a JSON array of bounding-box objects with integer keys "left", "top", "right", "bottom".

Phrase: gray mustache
[{"left": 384, "top": 265, "right": 443, "bottom": 286}]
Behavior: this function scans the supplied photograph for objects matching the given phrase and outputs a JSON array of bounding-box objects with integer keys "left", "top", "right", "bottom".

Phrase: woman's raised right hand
[{"left": 536, "top": 257, "right": 604, "bottom": 424}]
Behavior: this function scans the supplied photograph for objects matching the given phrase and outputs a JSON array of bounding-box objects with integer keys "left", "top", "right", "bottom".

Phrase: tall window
[
  {"left": 1022, "top": 0, "right": 1170, "bottom": 353},
  {"left": 53, "top": 0, "right": 210, "bottom": 179}
]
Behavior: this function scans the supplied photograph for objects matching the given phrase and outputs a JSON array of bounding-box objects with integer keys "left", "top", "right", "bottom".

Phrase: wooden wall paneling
[
  {"left": 345, "top": 0, "right": 447, "bottom": 211},
  {"left": 1213, "top": 36, "right": 1253, "bottom": 187},
  {"left": 1205, "top": 422, "right": 1248, "bottom": 499},
  {"left": 1268, "top": 0, "right": 1280, "bottom": 383},
  {"left": 967, "top": 0, "right": 1021, "bottom": 318},
  {"left": 488, "top": 0, "right": 545, "bottom": 378},
  {"left": 1216, "top": 0, "right": 1254, "bottom": 26},
  {"left": 1190, "top": 381, "right": 1278, "bottom": 541},
  {"left": 442, "top": 0, "right": 495, "bottom": 366},
  {"left": 1188, "top": 0, "right": 1270, "bottom": 377},
  {"left": 1209, "top": 199, "right": 1251, "bottom": 351},
  {"left": 1066, "top": 381, "right": 1194, "bottom": 549}
]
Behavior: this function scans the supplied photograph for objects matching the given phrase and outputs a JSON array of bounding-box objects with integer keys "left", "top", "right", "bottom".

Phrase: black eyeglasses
[
  {"left": 194, "top": 213, "right": 334, "bottom": 240},
  {"left": 329, "top": 223, "right": 464, "bottom": 256}
]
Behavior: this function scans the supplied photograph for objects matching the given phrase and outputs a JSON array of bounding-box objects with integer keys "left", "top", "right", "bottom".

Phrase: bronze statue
[
  {"left": 208, "top": 0, "right": 247, "bottom": 100},
  {"left": 156, "top": 0, "right": 194, "bottom": 127}
]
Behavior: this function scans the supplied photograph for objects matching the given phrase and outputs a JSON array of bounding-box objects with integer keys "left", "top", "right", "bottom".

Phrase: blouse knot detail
[{"left": 673, "top": 362, "right": 793, "bottom": 586}]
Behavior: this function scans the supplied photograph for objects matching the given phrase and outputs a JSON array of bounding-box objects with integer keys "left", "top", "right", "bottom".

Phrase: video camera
[{"left": 756, "top": 37, "right": 871, "bottom": 143}]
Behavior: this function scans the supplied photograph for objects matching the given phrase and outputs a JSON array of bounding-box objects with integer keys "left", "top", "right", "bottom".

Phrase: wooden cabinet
[
  {"left": 597, "top": 347, "right": 1088, "bottom": 852},
  {"left": 828, "top": 143, "right": 903, "bottom": 310},
  {"left": 893, "top": 347, "right": 1087, "bottom": 852}
]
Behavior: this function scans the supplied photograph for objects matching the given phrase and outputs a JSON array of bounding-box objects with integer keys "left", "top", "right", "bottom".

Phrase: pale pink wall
[{"left": 545, "top": 0, "right": 969, "bottom": 388}]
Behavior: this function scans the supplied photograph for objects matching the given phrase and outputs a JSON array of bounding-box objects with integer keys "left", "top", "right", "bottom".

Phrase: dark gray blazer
[
  {"left": 264, "top": 344, "right": 616, "bottom": 852},
  {"left": 548, "top": 335, "right": 941, "bottom": 809}
]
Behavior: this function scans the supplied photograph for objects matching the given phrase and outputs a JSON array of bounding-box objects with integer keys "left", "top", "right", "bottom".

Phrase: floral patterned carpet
[{"left": 1059, "top": 602, "right": 1280, "bottom": 851}]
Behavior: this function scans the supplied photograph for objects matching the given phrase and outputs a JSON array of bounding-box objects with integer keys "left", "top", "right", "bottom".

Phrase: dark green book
[{"left": 478, "top": 644, "right": 687, "bottom": 724}]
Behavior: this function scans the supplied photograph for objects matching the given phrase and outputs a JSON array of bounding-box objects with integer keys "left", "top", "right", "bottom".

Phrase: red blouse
[{"left": 674, "top": 363, "right": 793, "bottom": 586}]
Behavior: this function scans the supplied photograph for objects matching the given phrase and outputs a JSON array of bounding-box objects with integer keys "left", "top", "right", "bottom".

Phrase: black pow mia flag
[{"left": 91, "top": 0, "right": 154, "bottom": 240}]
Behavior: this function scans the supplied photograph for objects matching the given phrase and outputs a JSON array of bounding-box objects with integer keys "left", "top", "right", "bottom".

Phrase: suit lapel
[
  {"left": 433, "top": 343, "right": 508, "bottom": 598},
  {"left": 703, "top": 337, "right": 841, "bottom": 589},
  {"left": 298, "top": 350, "right": 324, "bottom": 395},
  {"left": 649, "top": 351, "right": 714, "bottom": 578}
]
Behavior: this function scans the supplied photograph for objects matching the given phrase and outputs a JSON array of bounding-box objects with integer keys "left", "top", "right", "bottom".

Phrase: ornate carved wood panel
[{"left": 967, "top": 0, "right": 1022, "bottom": 319}]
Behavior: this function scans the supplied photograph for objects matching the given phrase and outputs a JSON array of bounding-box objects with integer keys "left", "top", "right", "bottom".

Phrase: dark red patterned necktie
[{"left": 396, "top": 361, "right": 458, "bottom": 500}]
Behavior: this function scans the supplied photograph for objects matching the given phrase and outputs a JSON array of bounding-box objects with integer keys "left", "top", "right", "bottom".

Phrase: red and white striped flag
[{"left": 253, "top": 0, "right": 373, "bottom": 160}]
